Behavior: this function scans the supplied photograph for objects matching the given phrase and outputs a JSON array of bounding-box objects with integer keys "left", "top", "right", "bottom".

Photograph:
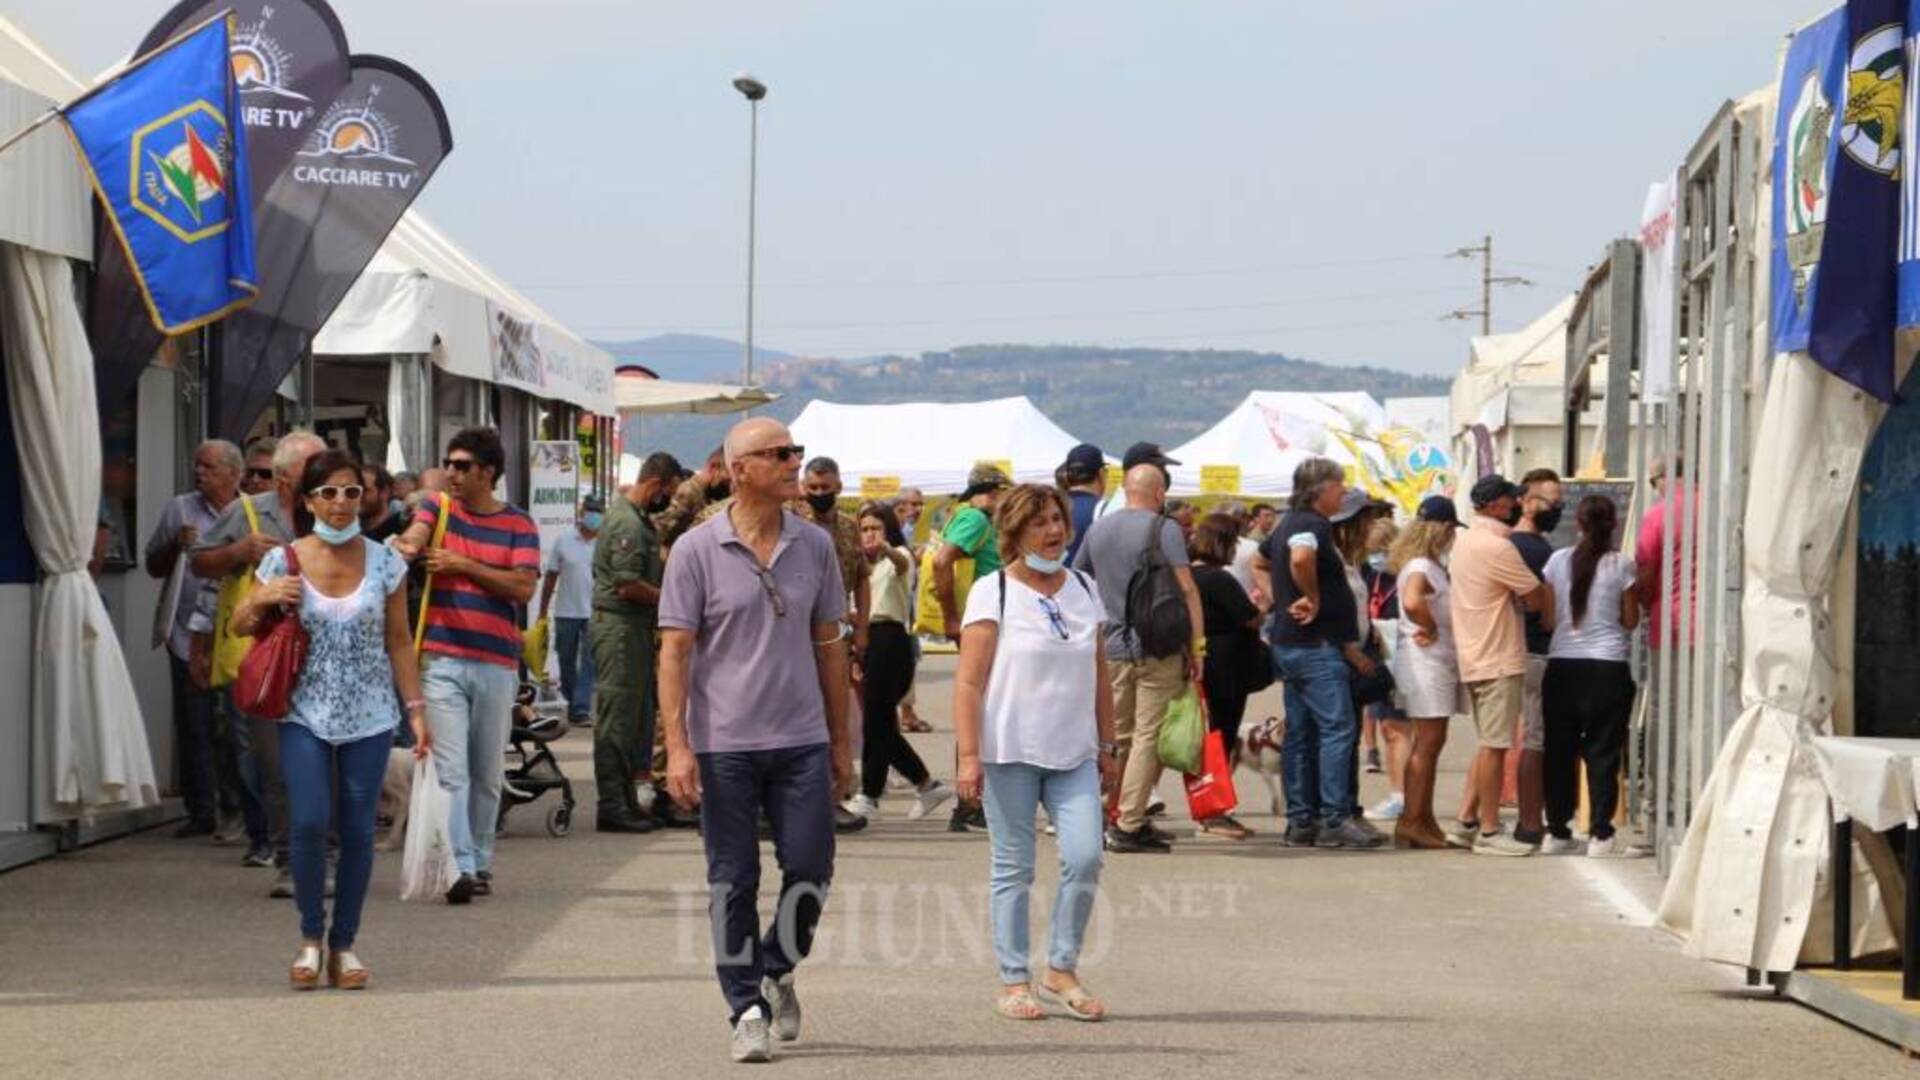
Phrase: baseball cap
[
  {"left": 959, "top": 463, "right": 1011, "bottom": 500},
  {"left": 1328, "top": 487, "right": 1388, "bottom": 523},
  {"left": 1121, "top": 442, "right": 1180, "bottom": 470},
  {"left": 1415, "top": 495, "right": 1462, "bottom": 527},
  {"left": 581, "top": 495, "right": 606, "bottom": 514},
  {"left": 1063, "top": 443, "right": 1105, "bottom": 476},
  {"left": 1469, "top": 474, "right": 1523, "bottom": 508}
]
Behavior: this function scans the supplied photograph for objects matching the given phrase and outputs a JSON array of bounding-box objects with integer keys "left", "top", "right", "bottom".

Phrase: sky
[{"left": 14, "top": 0, "right": 1826, "bottom": 376}]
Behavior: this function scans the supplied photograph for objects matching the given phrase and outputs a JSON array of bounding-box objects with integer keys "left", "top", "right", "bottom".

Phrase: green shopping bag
[{"left": 1156, "top": 687, "right": 1206, "bottom": 775}]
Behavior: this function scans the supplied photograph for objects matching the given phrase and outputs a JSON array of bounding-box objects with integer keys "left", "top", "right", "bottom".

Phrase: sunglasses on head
[
  {"left": 740, "top": 444, "right": 806, "bottom": 463},
  {"left": 442, "top": 458, "right": 478, "bottom": 473},
  {"left": 311, "top": 484, "right": 365, "bottom": 503}
]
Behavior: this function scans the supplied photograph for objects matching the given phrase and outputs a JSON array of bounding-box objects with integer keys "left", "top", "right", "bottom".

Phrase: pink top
[{"left": 1634, "top": 487, "right": 1696, "bottom": 648}]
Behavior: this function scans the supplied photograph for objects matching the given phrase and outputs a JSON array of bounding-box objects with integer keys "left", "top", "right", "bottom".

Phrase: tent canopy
[
  {"left": 314, "top": 212, "right": 616, "bottom": 415},
  {"left": 787, "top": 396, "right": 1087, "bottom": 495},
  {"left": 616, "top": 375, "right": 777, "bottom": 415},
  {"left": 1164, "top": 391, "right": 1386, "bottom": 497},
  {"left": 0, "top": 15, "right": 89, "bottom": 261},
  {"left": 1448, "top": 295, "right": 1574, "bottom": 436}
]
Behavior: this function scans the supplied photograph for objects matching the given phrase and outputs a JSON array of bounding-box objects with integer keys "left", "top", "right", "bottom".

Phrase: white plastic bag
[{"left": 400, "top": 756, "right": 460, "bottom": 902}]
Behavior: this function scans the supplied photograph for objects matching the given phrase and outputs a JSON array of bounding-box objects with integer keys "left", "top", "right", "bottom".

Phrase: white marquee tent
[
  {"left": 1163, "top": 391, "right": 1393, "bottom": 497},
  {"left": 788, "top": 396, "right": 1088, "bottom": 494}
]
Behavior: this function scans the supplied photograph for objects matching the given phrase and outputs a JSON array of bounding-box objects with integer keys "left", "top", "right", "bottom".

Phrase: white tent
[
  {"left": 1163, "top": 391, "right": 1391, "bottom": 497},
  {"left": 314, "top": 212, "right": 616, "bottom": 415},
  {"left": 0, "top": 15, "right": 89, "bottom": 262},
  {"left": 616, "top": 376, "right": 777, "bottom": 415},
  {"left": 1447, "top": 296, "right": 1576, "bottom": 479},
  {"left": 787, "top": 396, "right": 1087, "bottom": 494}
]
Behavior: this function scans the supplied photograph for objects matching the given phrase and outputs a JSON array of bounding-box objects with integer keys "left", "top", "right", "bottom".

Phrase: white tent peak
[{"left": 787, "top": 396, "right": 1090, "bottom": 494}]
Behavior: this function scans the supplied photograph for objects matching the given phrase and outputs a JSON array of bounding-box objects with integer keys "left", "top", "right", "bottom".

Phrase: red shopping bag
[{"left": 1183, "top": 730, "right": 1238, "bottom": 821}]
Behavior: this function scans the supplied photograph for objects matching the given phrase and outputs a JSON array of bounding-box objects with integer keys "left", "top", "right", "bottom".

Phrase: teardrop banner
[
  {"left": 211, "top": 54, "right": 453, "bottom": 440},
  {"left": 90, "top": 0, "right": 352, "bottom": 405}
]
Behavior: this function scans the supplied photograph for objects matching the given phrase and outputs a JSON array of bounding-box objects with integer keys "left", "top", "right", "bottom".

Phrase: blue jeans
[
  {"left": 1273, "top": 641, "right": 1357, "bottom": 829},
  {"left": 698, "top": 744, "right": 836, "bottom": 1023},
  {"left": 280, "top": 723, "right": 389, "bottom": 948},
  {"left": 553, "top": 616, "right": 595, "bottom": 721},
  {"left": 422, "top": 656, "right": 517, "bottom": 876},
  {"left": 982, "top": 759, "right": 1104, "bottom": 984}
]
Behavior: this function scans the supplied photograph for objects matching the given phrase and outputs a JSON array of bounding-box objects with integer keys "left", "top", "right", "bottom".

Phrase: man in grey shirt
[
  {"left": 658, "top": 416, "right": 851, "bottom": 1065},
  {"left": 188, "top": 430, "right": 325, "bottom": 897},
  {"left": 1071, "top": 463, "right": 1204, "bottom": 853}
]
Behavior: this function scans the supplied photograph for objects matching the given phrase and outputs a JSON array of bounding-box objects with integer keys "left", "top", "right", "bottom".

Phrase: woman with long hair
[
  {"left": 1187, "top": 512, "right": 1261, "bottom": 841},
  {"left": 1541, "top": 495, "right": 1643, "bottom": 857},
  {"left": 1385, "top": 497, "right": 1464, "bottom": 849},
  {"left": 954, "top": 484, "right": 1118, "bottom": 1021},
  {"left": 232, "top": 449, "right": 429, "bottom": 989},
  {"left": 847, "top": 503, "right": 953, "bottom": 820}
]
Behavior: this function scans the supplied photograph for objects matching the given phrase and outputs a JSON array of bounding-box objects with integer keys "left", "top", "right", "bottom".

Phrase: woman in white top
[
  {"left": 233, "top": 449, "right": 429, "bottom": 991},
  {"left": 847, "top": 504, "right": 952, "bottom": 820},
  {"left": 1541, "top": 495, "right": 1642, "bottom": 857},
  {"left": 954, "top": 484, "right": 1119, "bottom": 1023},
  {"left": 1385, "top": 496, "right": 1465, "bottom": 849}
]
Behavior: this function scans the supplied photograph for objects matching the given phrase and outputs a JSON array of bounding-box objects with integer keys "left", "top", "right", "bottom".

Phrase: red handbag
[
  {"left": 1183, "top": 730, "right": 1239, "bottom": 821},
  {"left": 234, "top": 543, "right": 308, "bottom": 720}
]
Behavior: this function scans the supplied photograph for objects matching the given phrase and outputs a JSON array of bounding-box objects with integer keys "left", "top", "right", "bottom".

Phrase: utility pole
[{"left": 1444, "top": 234, "right": 1531, "bottom": 334}]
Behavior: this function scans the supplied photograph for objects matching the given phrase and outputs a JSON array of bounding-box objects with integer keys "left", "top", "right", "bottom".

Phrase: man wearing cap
[
  {"left": 589, "top": 453, "right": 681, "bottom": 832},
  {"left": 934, "top": 464, "right": 1010, "bottom": 833},
  {"left": 1251, "top": 457, "right": 1381, "bottom": 849},
  {"left": 1446, "top": 475, "right": 1554, "bottom": 857},
  {"left": 1058, "top": 443, "right": 1106, "bottom": 565},
  {"left": 542, "top": 495, "right": 606, "bottom": 729},
  {"left": 1094, "top": 442, "right": 1178, "bottom": 521}
]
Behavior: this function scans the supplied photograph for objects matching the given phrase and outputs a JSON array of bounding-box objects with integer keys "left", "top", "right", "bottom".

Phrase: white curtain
[
  {"left": 0, "top": 243, "right": 154, "bottom": 822},
  {"left": 1656, "top": 352, "right": 1896, "bottom": 970}
]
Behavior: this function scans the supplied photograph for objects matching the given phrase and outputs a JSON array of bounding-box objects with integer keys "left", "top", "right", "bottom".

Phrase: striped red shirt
[{"left": 415, "top": 496, "right": 542, "bottom": 668}]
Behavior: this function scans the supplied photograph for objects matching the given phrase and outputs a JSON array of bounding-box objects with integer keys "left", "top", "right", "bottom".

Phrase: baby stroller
[{"left": 498, "top": 681, "right": 576, "bottom": 837}]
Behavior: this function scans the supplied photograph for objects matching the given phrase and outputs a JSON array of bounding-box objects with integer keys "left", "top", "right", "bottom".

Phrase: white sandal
[
  {"left": 327, "top": 949, "right": 369, "bottom": 990},
  {"left": 289, "top": 944, "right": 322, "bottom": 990}
]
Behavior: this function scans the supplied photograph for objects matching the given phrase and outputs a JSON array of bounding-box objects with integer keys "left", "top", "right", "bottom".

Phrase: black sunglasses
[
  {"left": 443, "top": 458, "right": 478, "bottom": 473},
  {"left": 740, "top": 444, "right": 806, "bottom": 463},
  {"left": 248, "top": 467, "right": 274, "bottom": 480}
]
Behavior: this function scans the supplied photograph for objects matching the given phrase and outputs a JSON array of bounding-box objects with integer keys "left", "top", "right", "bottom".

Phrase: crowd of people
[{"left": 140, "top": 414, "right": 1662, "bottom": 1063}]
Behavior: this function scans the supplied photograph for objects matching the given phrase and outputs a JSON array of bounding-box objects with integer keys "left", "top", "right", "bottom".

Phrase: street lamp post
[{"left": 732, "top": 73, "right": 767, "bottom": 388}]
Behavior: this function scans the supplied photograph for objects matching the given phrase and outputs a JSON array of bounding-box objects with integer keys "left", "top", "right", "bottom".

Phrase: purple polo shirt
[{"left": 658, "top": 506, "right": 848, "bottom": 753}]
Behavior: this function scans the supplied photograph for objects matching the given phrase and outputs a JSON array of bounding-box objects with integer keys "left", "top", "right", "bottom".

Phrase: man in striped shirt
[{"left": 394, "top": 427, "right": 541, "bottom": 903}]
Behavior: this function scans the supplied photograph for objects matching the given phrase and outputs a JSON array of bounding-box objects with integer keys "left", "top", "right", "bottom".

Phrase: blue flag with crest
[{"left": 60, "top": 14, "right": 257, "bottom": 335}]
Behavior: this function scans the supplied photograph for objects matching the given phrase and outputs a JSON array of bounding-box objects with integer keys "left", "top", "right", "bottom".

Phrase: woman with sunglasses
[
  {"left": 234, "top": 449, "right": 430, "bottom": 990},
  {"left": 953, "top": 484, "right": 1118, "bottom": 1022},
  {"left": 844, "top": 503, "right": 953, "bottom": 821}
]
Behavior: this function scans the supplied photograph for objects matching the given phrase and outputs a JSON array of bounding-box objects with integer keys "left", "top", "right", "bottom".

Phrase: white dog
[
  {"left": 377, "top": 747, "right": 414, "bottom": 851},
  {"left": 1236, "top": 715, "right": 1286, "bottom": 818}
]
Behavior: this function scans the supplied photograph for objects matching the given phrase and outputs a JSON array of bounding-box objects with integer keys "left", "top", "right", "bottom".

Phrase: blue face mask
[
  {"left": 582, "top": 512, "right": 604, "bottom": 531},
  {"left": 312, "top": 518, "right": 361, "bottom": 546},
  {"left": 1024, "top": 552, "right": 1065, "bottom": 574}
]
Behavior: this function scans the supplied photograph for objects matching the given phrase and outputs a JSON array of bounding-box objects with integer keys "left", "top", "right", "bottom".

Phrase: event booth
[{"left": 787, "top": 396, "right": 1089, "bottom": 495}]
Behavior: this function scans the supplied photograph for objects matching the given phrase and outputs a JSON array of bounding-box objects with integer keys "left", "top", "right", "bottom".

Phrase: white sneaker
[
  {"left": 1588, "top": 835, "right": 1651, "bottom": 858},
  {"left": 1472, "top": 830, "right": 1537, "bottom": 858},
  {"left": 907, "top": 781, "right": 954, "bottom": 821},
  {"left": 1541, "top": 834, "right": 1584, "bottom": 855},
  {"left": 730, "top": 1005, "right": 772, "bottom": 1063},
  {"left": 1366, "top": 794, "right": 1405, "bottom": 821},
  {"left": 762, "top": 973, "right": 801, "bottom": 1041},
  {"left": 634, "top": 781, "right": 657, "bottom": 814},
  {"left": 842, "top": 794, "right": 879, "bottom": 819}
]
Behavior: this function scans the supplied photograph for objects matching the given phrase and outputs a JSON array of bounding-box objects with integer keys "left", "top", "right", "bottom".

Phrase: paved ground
[{"left": 0, "top": 657, "right": 1907, "bottom": 1078}]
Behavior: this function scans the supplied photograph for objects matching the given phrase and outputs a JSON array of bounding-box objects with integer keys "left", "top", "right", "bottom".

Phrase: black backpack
[{"left": 1122, "top": 513, "right": 1192, "bottom": 658}]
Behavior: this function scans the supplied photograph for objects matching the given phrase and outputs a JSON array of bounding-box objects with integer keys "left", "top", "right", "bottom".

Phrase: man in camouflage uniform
[
  {"left": 653, "top": 445, "right": 730, "bottom": 550},
  {"left": 589, "top": 450, "right": 682, "bottom": 833}
]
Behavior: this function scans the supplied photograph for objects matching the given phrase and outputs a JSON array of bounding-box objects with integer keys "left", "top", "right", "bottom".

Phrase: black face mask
[
  {"left": 1503, "top": 504, "right": 1524, "bottom": 527},
  {"left": 1533, "top": 506, "right": 1564, "bottom": 534},
  {"left": 806, "top": 491, "right": 839, "bottom": 515},
  {"left": 704, "top": 482, "right": 729, "bottom": 502},
  {"left": 646, "top": 489, "right": 671, "bottom": 514}
]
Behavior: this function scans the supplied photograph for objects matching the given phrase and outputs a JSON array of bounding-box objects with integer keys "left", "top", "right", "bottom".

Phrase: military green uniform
[{"left": 590, "top": 496, "right": 665, "bottom": 819}]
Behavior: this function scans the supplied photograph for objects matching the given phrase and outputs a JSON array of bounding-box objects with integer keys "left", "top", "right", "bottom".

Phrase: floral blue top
[{"left": 256, "top": 538, "right": 408, "bottom": 744}]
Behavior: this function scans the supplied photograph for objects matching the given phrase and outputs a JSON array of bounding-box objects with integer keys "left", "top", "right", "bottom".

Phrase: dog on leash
[
  {"left": 1236, "top": 715, "right": 1286, "bottom": 818},
  {"left": 377, "top": 747, "right": 414, "bottom": 851}
]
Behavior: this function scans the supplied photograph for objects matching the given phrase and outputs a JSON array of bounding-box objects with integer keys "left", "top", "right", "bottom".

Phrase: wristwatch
[{"left": 1098, "top": 740, "right": 1119, "bottom": 756}]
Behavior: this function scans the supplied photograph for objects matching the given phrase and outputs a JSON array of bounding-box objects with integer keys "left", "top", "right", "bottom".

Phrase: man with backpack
[{"left": 1072, "top": 461, "right": 1204, "bottom": 854}]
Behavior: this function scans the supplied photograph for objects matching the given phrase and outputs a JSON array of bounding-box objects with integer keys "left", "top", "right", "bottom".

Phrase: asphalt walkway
[{"left": 0, "top": 658, "right": 1905, "bottom": 1078}]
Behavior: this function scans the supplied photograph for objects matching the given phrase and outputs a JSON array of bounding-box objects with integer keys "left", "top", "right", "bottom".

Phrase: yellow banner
[
  {"left": 1104, "top": 463, "right": 1124, "bottom": 491},
  {"left": 1199, "top": 464, "right": 1242, "bottom": 495},
  {"left": 859, "top": 475, "right": 902, "bottom": 500}
]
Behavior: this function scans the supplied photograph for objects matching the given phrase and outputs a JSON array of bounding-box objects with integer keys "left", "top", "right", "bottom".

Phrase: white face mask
[{"left": 1024, "top": 552, "right": 1065, "bottom": 574}]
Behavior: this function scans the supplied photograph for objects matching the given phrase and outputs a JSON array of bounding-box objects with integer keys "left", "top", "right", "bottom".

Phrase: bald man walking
[
  {"left": 658, "top": 417, "right": 853, "bottom": 1063},
  {"left": 1071, "top": 463, "right": 1204, "bottom": 853}
]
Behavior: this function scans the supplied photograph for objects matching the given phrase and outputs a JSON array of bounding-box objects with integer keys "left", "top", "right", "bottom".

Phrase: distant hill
[{"left": 594, "top": 338, "right": 1451, "bottom": 468}]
